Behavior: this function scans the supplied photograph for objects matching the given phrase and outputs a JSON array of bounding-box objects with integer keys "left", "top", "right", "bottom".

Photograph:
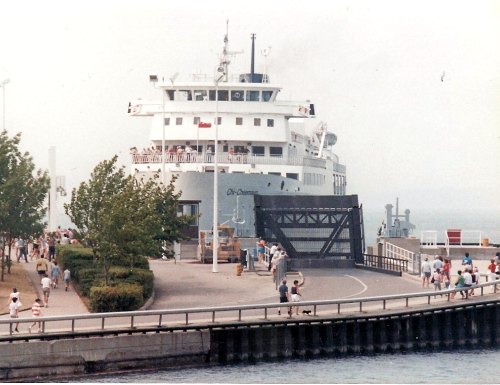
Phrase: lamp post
[
  {"left": 149, "top": 74, "right": 165, "bottom": 184},
  {"left": 0, "top": 78, "right": 10, "bottom": 130},
  {"left": 212, "top": 81, "right": 220, "bottom": 273},
  {"left": 213, "top": 69, "right": 225, "bottom": 273}
]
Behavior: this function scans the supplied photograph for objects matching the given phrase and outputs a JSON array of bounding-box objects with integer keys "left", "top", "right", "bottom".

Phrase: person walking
[
  {"left": 36, "top": 255, "right": 50, "bottom": 284},
  {"left": 290, "top": 279, "right": 302, "bottom": 315},
  {"left": 278, "top": 279, "right": 291, "bottom": 317},
  {"left": 47, "top": 234, "right": 56, "bottom": 262},
  {"left": 41, "top": 274, "right": 52, "bottom": 307},
  {"left": 432, "top": 269, "right": 443, "bottom": 293},
  {"left": 28, "top": 298, "right": 42, "bottom": 333},
  {"left": 63, "top": 267, "right": 71, "bottom": 291},
  {"left": 51, "top": 261, "right": 61, "bottom": 288},
  {"left": 9, "top": 297, "right": 21, "bottom": 332},
  {"left": 17, "top": 237, "right": 28, "bottom": 263},
  {"left": 421, "top": 257, "right": 432, "bottom": 288},
  {"left": 7, "top": 288, "right": 20, "bottom": 305}
]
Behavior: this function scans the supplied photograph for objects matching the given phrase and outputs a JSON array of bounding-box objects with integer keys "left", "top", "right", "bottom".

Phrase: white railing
[
  {"left": 421, "top": 231, "right": 438, "bottom": 247},
  {"left": 445, "top": 230, "right": 483, "bottom": 256},
  {"left": 385, "top": 242, "right": 420, "bottom": 274},
  {"left": 131, "top": 153, "right": 330, "bottom": 169}
]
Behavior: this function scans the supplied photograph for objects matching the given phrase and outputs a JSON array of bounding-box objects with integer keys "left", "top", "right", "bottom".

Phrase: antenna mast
[{"left": 217, "top": 20, "right": 242, "bottom": 82}]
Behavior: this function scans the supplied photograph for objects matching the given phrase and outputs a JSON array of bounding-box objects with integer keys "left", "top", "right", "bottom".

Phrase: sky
[{"left": 0, "top": 0, "right": 499, "bottom": 226}]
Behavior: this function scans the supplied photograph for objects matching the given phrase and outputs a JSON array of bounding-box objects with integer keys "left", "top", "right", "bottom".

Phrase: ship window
[
  {"left": 252, "top": 146, "right": 265, "bottom": 156},
  {"left": 209, "top": 90, "right": 229, "bottom": 101},
  {"left": 176, "top": 90, "right": 192, "bottom": 101},
  {"left": 246, "top": 90, "right": 259, "bottom": 101},
  {"left": 193, "top": 117, "right": 200, "bottom": 125},
  {"left": 176, "top": 117, "right": 183, "bottom": 125},
  {"left": 262, "top": 90, "right": 273, "bottom": 102},
  {"left": 254, "top": 118, "right": 261, "bottom": 126},
  {"left": 267, "top": 119, "right": 274, "bottom": 127},
  {"left": 214, "top": 116, "right": 222, "bottom": 125},
  {"left": 223, "top": 145, "right": 229, "bottom": 152},
  {"left": 231, "top": 90, "right": 244, "bottom": 101},
  {"left": 206, "top": 144, "right": 215, "bottom": 153},
  {"left": 236, "top": 117, "right": 243, "bottom": 125},
  {"left": 270, "top": 147, "right": 283, "bottom": 157},
  {"left": 286, "top": 173, "right": 299, "bottom": 180},
  {"left": 166, "top": 90, "right": 175, "bottom": 100},
  {"left": 194, "top": 90, "right": 207, "bottom": 101},
  {"left": 164, "top": 117, "right": 170, "bottom": 126},
  {"left": 268, "top": 172, "right": 281, "bottom": 176}
]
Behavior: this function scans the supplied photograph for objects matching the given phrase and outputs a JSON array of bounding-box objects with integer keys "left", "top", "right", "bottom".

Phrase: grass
[{"left": 0, "top": 261, "right": 38, "bottom": 315}]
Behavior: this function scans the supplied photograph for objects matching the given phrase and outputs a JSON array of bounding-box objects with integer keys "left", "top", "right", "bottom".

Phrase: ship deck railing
[{"left": 131, "top": 153, "right": 346, "bottom": 172}]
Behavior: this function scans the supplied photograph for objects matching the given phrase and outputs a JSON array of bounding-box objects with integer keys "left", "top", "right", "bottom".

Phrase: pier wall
[{"left": 0, "top": 301, "right": 498, "bottom": 381}]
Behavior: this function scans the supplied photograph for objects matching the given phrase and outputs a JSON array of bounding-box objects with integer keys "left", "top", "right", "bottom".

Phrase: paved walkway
[{"left": 1, "top": 256, "right": 496, "bottom": 328}]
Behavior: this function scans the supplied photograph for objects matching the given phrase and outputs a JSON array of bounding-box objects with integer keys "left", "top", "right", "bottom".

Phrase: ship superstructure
[{"left": 128, "top": 30, "right": 346, "bottom": 239}]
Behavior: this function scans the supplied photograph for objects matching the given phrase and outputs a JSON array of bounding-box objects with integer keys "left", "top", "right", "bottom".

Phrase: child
[
  {"left": 51, "top": 261, "right": 61, "bottom": 288},
  {"left": 63, "top": 267, "right": 71, "bottom": 291},
  {"left": 9, "top": 297, "right": 21, "bottom": 332},
  {"left": 28, "top": 298, "right": 42, "bottom": 333}
]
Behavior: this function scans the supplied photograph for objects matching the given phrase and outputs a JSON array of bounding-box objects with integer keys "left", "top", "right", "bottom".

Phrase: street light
[
  {"left": 212, "top": 69, "right": 225, "bottom": 273},
  {"left": 149, "top": 74, "right": 165, "bottom": 184},
  {"left": 0, "top": 78, "right": 10, "bottom": 130}
]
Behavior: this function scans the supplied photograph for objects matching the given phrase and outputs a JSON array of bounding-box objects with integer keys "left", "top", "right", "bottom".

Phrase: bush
[
  {"left": 56, "top": 245, "right": 94, "bottom": 279},
  {"left": 89, "top": 284, "right": 144, "bottom": 312},
  {"left": 109, "top": 267, "right": 154, "bottom": 300},
  {"left": 78, "top": 268, "right": 103, "bottom": 296}
]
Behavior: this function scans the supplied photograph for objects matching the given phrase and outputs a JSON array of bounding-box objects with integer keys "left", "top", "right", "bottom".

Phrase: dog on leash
[{"left": 302, "top": 310, "right": 312, "bottom": 315}]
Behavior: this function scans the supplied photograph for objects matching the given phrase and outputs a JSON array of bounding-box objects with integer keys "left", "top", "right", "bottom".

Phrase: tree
[
  {"left": 64, "top": 155, "right": 127, "bottom": 263},
  {"left": 65, "top": 157, "right": 194, "bottom": 284},
  {"left": 0, "top": 130, "right": 50, "bottom": 280}
]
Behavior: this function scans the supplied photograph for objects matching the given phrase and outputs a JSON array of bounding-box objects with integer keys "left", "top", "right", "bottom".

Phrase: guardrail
[
  {"left": 361, "top": 253, "right": 408, "bottom": 273},
  {"left": 131, "top": 153, "right": 333, "bottom": 170},
  {"left": 385, "top": 242, "right": 420, "bottom": 274},
  {"left": 1, "top": 280, "right": 498, "bottom": 339}
]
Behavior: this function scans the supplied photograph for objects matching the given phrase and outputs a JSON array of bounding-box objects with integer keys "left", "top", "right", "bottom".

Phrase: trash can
[{"left": 240, "top": 249, "right": 248, "bottom": 267}]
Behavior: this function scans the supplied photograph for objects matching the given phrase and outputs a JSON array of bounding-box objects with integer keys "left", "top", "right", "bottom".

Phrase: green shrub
[
  {"left": 77, "top": 268, "right": 103, "bottom": 296},
  {"left": 109, "top": 267, "right": 154, "bottom": 301},
  {"left": 56, "top": 245, "right": 94, "bottom": 278},
  {"left": 89, "top": 284, "right": 144, "bottom": 312}
]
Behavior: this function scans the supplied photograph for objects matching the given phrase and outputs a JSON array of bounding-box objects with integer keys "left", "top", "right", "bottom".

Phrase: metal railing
[
  {"left": 362, "top": 254, "right": 408, "bottom": 273},
  {"left": 1, "top": 280, "right": 498, "bottom": 339},
  {"left": 421, "top": 231, "right": 438, "bottom": 247},
  {"left": 385, "top": 242, "right": 420, "bottom": 274},
  {"left": 131, "top": 153, "right": 331, "bottom": 170}
]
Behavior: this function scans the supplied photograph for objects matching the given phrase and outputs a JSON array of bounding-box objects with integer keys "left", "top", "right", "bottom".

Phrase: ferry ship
[{"left": 127, "top": 29, "right": 347, "bottom": 240}]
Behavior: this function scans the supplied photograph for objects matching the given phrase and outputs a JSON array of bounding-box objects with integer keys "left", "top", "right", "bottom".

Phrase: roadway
[{"left": 0, "top": 257, "right": 497, "bottom": 335}]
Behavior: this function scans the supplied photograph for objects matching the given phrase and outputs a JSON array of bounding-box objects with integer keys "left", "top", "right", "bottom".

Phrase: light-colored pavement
[{"left": 1, "top": 256, "right": 496, "bottom": 329}]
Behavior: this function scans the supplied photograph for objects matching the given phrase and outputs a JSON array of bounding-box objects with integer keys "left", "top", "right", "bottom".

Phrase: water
[{"left": 78, "top": 348, "right": 500, "bottom": 383}]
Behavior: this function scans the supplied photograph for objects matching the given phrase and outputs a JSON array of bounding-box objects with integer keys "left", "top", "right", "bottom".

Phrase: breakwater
[{"left": 0, "top": 300, "right": 498, "bottom": 381}]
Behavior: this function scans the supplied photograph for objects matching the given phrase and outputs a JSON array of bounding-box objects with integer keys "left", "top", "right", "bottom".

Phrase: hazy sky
[{"left": 1, "top": 0, "right": 499, "bottom": 221}]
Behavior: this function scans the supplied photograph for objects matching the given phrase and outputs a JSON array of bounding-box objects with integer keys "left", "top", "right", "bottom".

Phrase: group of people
[
  {"left": 7, "top": 289, "right": 43, "bottom": 334},
  {"left": 421, "top": 252, "right": 500, "bottom": 300},
  {"left": 278, "top": 279, "right": 302, "bottom": 318},
  {"left": 12, "top": 227, "right": 76, "bottom": 264},
  {"left": 7, "top": 261, "right": 71, "bottom": 333},
  {"left": 258, "top": 239, "right": 303, "bottom": 317}
]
